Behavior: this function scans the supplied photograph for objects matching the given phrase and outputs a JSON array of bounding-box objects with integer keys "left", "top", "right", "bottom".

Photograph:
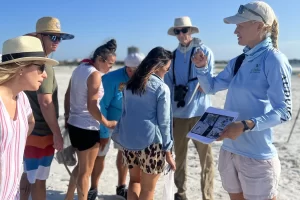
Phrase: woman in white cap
[
  {"left": 85, "top": 52, "right": 145, "bottom": 200},
  {"left": 0, "top": 36, "right": 58, "bottom": 200},
  {"left": 193, "top": 1, "right": 291, "bottom": 200}
]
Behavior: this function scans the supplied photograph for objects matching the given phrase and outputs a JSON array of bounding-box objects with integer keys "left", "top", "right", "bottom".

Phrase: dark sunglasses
[
  {"left": 174, "top": 27, "right": 190, "bottom": 35},
  {"left": 32, "top": 63, "right": 46, "bottom": 73},
  {"left": 42, "top": 34, "right": 62, "bottom": 42},
  {"left": 238, "top": 5, "right": 266, "bottom": 24}
]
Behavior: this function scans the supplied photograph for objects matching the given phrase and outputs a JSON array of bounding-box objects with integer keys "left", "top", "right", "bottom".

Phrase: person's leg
[
  {"left": 90, "top": 155, "right": 106, "bottom": 189},
  {"left": 122, "top": 148, "right": 141, "bottom": 200},
  {"left": 116, "top": 149, "right": 128, "bottom": 186},
  {"left": 88, "top": 137, "right": 111, "bottom": 200},
  {"left": 191, "top": 116, "right": 214, "bottom": 200},
  {"left": 19, "top": 173, "right": 31, "bottom": 200},
  {"left": 31, "top": 180, "right": 46, "bottom": 200},
  {"left": 173, "top": 118, "right": 190, "bottom": 199},
  {"left": 138, "top": 143, "right": 165, "bottom": 200},
  {"left": 193, "top": 141, "right": 214, "bottom": 200},
  {"left": 228, "top": 193, "right": 245, "bottom": 200},
  {"left": 64, "top": 164, "right": 79, "bottom": 200},
  {"left": 127, "top": 166, "right": 141, "bottom": 200},
  {"left": 139, "top": 172, "right": 160, "bottom": 200},
  {"left": 76, "top": 143, "right": 100, "bottom": 200},
  {"left": 114, "top": 142, "right": 128, "bottom": 198}
]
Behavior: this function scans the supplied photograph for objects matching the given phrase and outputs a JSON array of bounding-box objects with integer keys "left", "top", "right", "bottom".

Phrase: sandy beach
[{"left": 42, "top": 66, "right": 300, "bottom": 200}]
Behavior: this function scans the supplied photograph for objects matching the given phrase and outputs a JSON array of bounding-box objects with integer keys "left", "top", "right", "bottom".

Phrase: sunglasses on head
[
  {"left": 174, "top": 27, "right": 190, "bottom": 35},
  {"left": 32, "top": 63, "right": 46, "bottom": 73},
  {"left": 238, "top": 5, "right": 266, "bottom": 24},
  {"left": 42, "top": 34, "right": 62, "bottom": 42}
]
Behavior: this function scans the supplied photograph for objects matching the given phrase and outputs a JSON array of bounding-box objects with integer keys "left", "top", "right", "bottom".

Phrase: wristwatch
[{"left": 241, "top": 120, "right": 251, "bottom": 132}]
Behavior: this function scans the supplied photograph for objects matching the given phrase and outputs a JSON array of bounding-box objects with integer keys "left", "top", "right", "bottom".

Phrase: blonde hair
[
  {"left": 0, "top": 61, "right": 32, "bottom": 85},
  {"left": 265, "top": 19, "right": 279, "bottom": 49}
]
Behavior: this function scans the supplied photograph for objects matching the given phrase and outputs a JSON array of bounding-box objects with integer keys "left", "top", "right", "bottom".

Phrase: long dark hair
[
  {"left": 91, "top": 39, "right": 117, "bottom": 62},
  {"left": 126, "top": 47, "right": 172, "bottom": 95}
]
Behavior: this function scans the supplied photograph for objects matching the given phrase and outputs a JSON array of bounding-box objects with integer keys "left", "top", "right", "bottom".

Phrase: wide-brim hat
[
  {"left": 27, "top": 17, "right": 74, "bottom": 40},
  {"left": 168, "top": 16, "right": 199, "bottom": 36},
  {"left": 0, "top": 36, "right": 59, "bottom": 66}
]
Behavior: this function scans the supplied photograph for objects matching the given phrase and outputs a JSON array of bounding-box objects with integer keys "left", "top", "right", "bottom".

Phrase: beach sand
[{"left": 42, "top": 66, "right": 300, "bottom": 200}]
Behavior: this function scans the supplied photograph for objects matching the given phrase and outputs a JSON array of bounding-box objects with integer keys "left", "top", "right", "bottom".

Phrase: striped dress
[{"left": 0, "top": 92, "right": 32, "bottom": 200}]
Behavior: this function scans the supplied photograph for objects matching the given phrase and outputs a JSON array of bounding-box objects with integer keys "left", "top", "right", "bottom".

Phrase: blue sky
[{"left": 0, "top": 0, "right": 299, "bottom": 61}]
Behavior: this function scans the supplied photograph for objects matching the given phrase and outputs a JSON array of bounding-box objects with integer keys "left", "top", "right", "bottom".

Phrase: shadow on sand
[{"left": 44, "top": 190, "right": 125, "bottom": 200}]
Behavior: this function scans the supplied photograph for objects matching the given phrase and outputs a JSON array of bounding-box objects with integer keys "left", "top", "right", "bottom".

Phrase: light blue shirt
[
  {"left": 196, "top": 37, "right": 292, "bottom": 159},
  {"left": 112, "top": 74, "right": 173, "bottom": 151},
  {"left": 165, "top": 40, "right": 214, "bottom": 118}
]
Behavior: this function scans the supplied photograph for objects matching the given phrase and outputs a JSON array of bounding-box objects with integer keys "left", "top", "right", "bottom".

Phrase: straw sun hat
[
  {"left": 27, "top": 16, "right": 74, "bottom": 40},
  {"left": 0, "top": 36, "right": 59, "bottom": 66}
]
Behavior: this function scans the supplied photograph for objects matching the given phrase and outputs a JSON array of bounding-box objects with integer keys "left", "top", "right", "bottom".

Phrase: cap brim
[
  {"left": 224, "top": 14, "right": 251, "bottom": 24},
  {"left": 25, "top": 31, "right": 75, "bottom": 40},
  {"left": 0, "top": 57, "right": 59, "bottom": 67},
  {"left": 167, "top": 26, "right": 199, "bottom": 36}
]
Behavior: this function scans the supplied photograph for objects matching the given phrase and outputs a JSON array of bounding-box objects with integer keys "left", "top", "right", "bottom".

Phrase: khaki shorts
[
  {"left": 98, "top": 129, "right": 122, "bottom": 157},
  {"left": 218, "top": 148, "right": 281, "bottom": 200}
]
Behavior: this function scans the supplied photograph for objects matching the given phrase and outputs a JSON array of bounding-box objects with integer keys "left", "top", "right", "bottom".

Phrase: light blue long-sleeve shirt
[
  {"left": 99, "top": 67, "right": 129, "bottom": 138},
  {"left": 165, "top": 38, "right": 214, "bottom": 118},
  {"left": 112, "top": 74, "right": 173, "bottom": 151},
  {"left": 195, "top": 37, "right": 292, "bottom": 159}
]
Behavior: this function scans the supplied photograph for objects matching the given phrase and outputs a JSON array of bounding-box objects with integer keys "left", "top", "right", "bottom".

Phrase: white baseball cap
[
  {"left": 124, "top": 53, "right": 145, "bottom": 68},
  {"left": 224, "top": 1, "right": 275, "bottom": 26}
]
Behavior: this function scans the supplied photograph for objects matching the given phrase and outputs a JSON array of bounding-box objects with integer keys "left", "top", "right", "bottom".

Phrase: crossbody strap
[{"left": 172, "top": 47, "right": 197, "bottom": 85}]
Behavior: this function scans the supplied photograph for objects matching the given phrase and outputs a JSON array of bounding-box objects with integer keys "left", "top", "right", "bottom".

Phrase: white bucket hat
[
  {"left": 27, "top": 17, "right": 74, "bottom": 40},
  {"left": 168, "top": 16, "right": 199, "bottom": 36},
  {"left": 0, "top": 36, "right": 59, "bottom": 66},
  {"left": 124, "top": 53, "right": 145, "bottom": 68},
  {"left": 224, "top": 1, "right": 275, "bottom": 26}
]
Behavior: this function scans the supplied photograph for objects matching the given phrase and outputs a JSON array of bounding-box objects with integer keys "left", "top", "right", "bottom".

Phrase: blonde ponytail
[{"left": 270, "top": 19, "right": 279, "bottom": 49}]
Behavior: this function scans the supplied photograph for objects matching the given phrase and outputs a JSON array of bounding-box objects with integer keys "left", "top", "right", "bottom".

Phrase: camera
[{"left": 174, "top": 85, "right": 188, "bottom": 108}]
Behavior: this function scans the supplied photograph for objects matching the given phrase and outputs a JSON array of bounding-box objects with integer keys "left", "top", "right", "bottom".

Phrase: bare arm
[
  {"left": 87, "top": 71, "right": 116, "bottom": 129},
  {"left": 27, "top": 113, "right": 35, "bottom": 136},
  {"left": 38, "top": 93, "right": 61, "bottom": 136},
  {"left": 64, "top": 79, "right": 71, "bottom": 128}
]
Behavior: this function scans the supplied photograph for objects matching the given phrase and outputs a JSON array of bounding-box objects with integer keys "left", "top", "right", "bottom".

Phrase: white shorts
[
  {"left": 218, "top": 148, "right": 281, "bottom": 200},
  {"left": 97, "top": 129, "right": 122, "bottom": 156}
]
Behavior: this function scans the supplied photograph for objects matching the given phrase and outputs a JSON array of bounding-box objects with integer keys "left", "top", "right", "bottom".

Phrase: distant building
[{"left": 127, "top": 46, "right": 139, "bottom": 55}]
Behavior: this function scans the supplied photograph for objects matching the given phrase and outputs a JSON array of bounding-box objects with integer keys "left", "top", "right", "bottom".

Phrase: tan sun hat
[
  {"left": 27, "top": 16, "right": 74, "bottom": 40},
  {"left": 168, "top": 16, "right": 199, "bottom": 36},
  {"left": 224, "top": 1, "right": 275, "bottom": 26},
  {"left": 0, "top": 36, "right": 59, "bottom": 66}
]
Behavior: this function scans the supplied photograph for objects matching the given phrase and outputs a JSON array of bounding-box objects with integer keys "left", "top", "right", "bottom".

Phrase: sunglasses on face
[
  {"left": 42, "top": 34, "right": 62, "bottom": 42},
  {"left": 238, "top": 5, "right": 266, "bottom": 24},
  {"left": 174, "top": 27, "right": 190, "bottom": 35},
  {"left": 32, "top": 63, "right": 46, "bottom": 73}
]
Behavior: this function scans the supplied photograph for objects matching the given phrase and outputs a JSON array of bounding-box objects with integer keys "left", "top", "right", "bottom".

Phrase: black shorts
[{"left": 67, "top": 123, "right": 100, "bottom": 151}]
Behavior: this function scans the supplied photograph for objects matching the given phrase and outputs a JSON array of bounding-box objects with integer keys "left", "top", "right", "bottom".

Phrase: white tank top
[{"left": 68, "top": 63, "right": 104, "bottom": 130}]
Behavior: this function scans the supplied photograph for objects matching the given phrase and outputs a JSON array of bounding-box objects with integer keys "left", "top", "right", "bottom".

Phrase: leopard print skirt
[{"left": 122, "top": 143, "right": 166, "bottom": 174}]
